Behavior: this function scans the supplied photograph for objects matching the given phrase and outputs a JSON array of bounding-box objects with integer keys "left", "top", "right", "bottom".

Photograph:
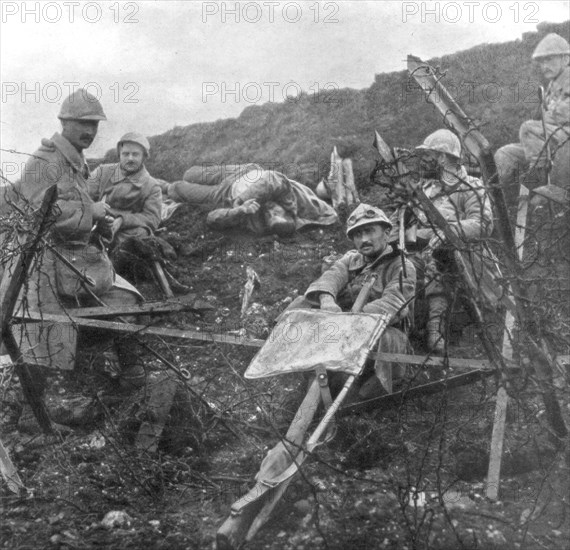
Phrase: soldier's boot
[
  {"left": 115, "top": 339, "right": 147, "bottom": 392},
  {"left": 523, "top": 164, "right": 549, "bottom": 192},
  {"left": 426, "top": 295, "right": 449, "bottom": 357},
  {"left": 17, "top": 367, "right": 71, "bottom": 434},
  {"left": 530, "top": 184, "right": 569, "bottom": 207}
]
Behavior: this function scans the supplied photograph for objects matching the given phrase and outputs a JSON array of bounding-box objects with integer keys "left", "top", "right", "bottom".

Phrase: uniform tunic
[{"left": 88, "top": 163, "right": 162, "bottom": 235}]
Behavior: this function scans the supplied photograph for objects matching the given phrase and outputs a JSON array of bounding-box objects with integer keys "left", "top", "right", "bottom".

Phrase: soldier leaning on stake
[
  {"left": 408, "top": 129, "right": 494, "bottom": 355},
  {"left": 87, "top": 132, "right": 163, "bottom": 273},
  {"left": 284, "top": 203, "right": 416, "bottom": 399},
  {"left": 494, "top": 33, "right": 570, "bottom": 203},
  {"left": 1, "top": 89, "right": 147, "bottom": 433}
]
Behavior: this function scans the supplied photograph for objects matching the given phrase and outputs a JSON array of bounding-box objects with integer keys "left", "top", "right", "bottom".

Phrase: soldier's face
[
  {"left": 119, "top": 143, "right": 145, "bottom": 174},
  {"left": 351, "top": 223, "right": 388, "bottom": 258},
  {"left": 61, "top": 120, "right": 99, "bottom": 151},
  {"left": 418, "top": 150, "right": 439, "bottom": 176},
  {"left": 536, "top": 55, "right": 568, "bottom": 80}
]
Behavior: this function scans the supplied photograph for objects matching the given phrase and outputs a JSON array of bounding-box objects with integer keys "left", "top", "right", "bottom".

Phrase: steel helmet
[
  {"left": 532, "top": 33, "right": 570, "bottom": 59},
  {"left": 416, "top": 129, "right": 461, "bottom": 160},
  {"left": 346, "top": 203, "right": 392, "bottom": 238},
  {"left": 315, "top": 179, "right": 331, "bottom": 200},
  {"left": 117, "top": 132, "right": 150, "bottom": 157},
  {"left": 58, "top": 89, "right": 107, "bottom": 121}
]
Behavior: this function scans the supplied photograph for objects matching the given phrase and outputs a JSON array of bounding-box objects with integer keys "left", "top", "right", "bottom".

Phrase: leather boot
[
  {"left": 523, "top": 165, "right": 549, "bottom": 192},
  {"left": 426, "top": 295, "right": 449, "bottom": 356},
  {"left": 115, "top": 340, "right": 146, "bottom": 392}
]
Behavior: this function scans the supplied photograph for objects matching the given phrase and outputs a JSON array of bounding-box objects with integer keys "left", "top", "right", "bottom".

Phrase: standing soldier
[
  {"left": 494, "top": 33, "right": 570, "bottom": 202},
  {"left": 3, "top": 89, "right": 145, "bottom": 432}
]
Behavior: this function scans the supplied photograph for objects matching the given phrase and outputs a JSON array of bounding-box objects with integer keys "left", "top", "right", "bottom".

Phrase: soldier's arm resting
[
  {"left": 304, "top": 254, "right": 352, "bottom": 306},
  {"left": 109, "top": 185, "right": 163, "bottom": 232}
]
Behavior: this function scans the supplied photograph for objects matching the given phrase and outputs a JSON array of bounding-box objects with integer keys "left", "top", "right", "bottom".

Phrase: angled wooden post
[
  {"left": 0, "top": 185, "right": 58, "bottom": 434},
  {"left": 407, "top": 54, "right": 567, "bottom": 440}
]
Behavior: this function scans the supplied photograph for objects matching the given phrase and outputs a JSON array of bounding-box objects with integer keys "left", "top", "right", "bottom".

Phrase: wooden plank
[
  {"left": 66, "top": 296, "right": 208, "bottom": 318},
  {"left": 18, "top": 311, "right": 504, "bottom": 372},
  {"left": 376, "top": 352, "right": 491, "bottom": 370},
  {"left": 17, "top": 311, "right": 265, "bottom": 349},
  {"left": 342, "top": 369, "right": 494, "bottom": 415}
]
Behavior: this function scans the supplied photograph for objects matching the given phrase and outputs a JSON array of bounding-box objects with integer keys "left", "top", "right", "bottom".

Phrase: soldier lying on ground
[
  {"left": 494, "top": 33, "right": 570, "bottom": 204},
  {"left": 0, "top": 89, "right": 146, "bottom": 433},
  {"left": 160, "top": 164, "right": 338, "bottom": 236},
  {"left": 402, "top": 129, "right": 494, "bottom": 354},
  {"left": 283, "top": 203, "right": 416, "bottom": 399}
]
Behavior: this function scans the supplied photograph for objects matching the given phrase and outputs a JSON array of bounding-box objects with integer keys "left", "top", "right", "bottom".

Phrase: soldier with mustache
[
  {"left": 284, "top": 203, "right": 416, "bottom": 398},
  {"left": 5, "top": 89, "right": 146, "bottom": 432}
]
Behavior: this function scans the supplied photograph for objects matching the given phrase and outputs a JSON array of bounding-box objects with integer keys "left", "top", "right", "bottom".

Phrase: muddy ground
[{"left": 1, "top": 190, "right": 569, "bottom": 550}]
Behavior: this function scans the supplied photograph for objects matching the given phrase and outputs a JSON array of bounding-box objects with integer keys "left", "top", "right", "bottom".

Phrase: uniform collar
[
  {"left": 51, "top": 133, "right": 89, "bottom": 176},
  {"left": 349, "top": 244, "right": 396, "bottom": 270},
  {"left": 110, "top": 164, "right": 149, "bottom": 187}
]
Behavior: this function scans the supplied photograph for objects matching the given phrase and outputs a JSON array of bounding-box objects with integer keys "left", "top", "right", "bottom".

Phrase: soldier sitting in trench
[
  {"left": 284, "top": 203, "right": 416, "bottom": 399},
  {"left": 494, "top": 33, "right": 570, "bottom": 205},
  {"left": 394, "top": 130, "right": 495, "bottom": 356}
]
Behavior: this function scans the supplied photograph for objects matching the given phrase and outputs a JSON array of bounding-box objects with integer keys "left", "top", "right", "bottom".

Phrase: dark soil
[{"left": 1, "top": 193, "right": 569, "bottom": 550}]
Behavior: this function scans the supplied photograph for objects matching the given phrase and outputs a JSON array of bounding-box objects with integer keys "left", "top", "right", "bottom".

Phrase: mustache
[{"left": 80, "top": 134, "right": 94, "bottom": 141}]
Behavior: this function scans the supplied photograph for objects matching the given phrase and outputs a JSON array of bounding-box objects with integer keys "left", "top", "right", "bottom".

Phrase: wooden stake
[
  {"left": 327, "top": 147, "right": 346, "bottom": 210},
  {"left": 407, "top": 55, "right": 567, "bottom": 438},
  {"left": 0, "top": 186, "right": 58, "bottom": 434},
  {"left": 342, "top": 158, "right": 359, "bottom": 206},
  {"left": 486, "top": 185, "right": 529, "bottom": 500}
]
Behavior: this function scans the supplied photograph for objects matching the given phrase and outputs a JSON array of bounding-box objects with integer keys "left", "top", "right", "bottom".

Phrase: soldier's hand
[
  {"left": 319, "top": 294, "right": 342, "bottom": 313},
  {"left": 427, "top": 232, "right": 444, "bottom": 250},
  {"left": 92, "top": 201, "right": 109, "bottom": 221},
  {"left": 95, "top": 214, "right": 117, "bottom": 240},
  {"left": 110, "top": 216, "right": 123, "bottom": 234},
  {"left": 238, "top": 199, "right": 261, "bottom": 215}
]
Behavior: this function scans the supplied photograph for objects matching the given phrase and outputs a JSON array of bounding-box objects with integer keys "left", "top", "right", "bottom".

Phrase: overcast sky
[{"left": 1, "top": 0, "right": 569, "bottom": 180}]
